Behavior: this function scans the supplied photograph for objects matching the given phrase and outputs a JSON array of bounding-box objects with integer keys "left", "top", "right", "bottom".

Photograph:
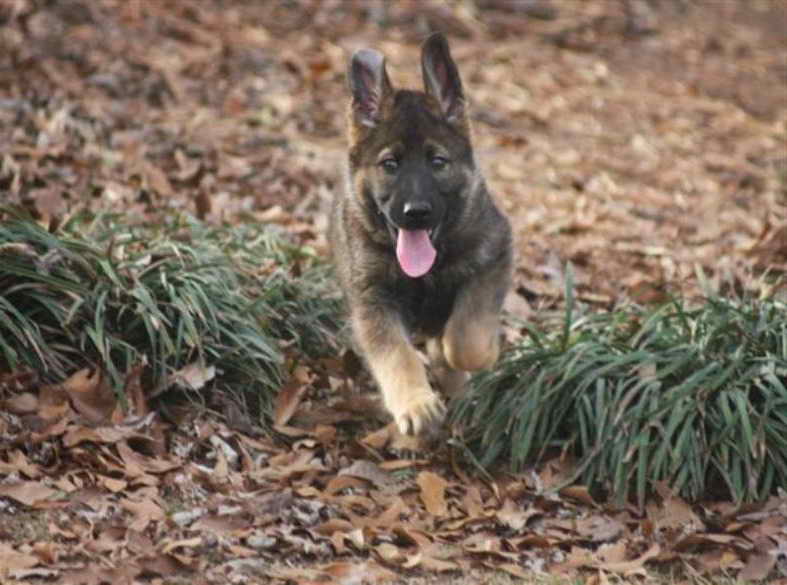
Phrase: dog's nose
[{"left": 403, "top": 201, "right": 432, "bottom": 220}]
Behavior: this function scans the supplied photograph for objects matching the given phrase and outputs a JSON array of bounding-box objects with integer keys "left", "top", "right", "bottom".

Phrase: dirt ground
[{"left": 1, "top": 1, "right": 786, "bottom": 584}]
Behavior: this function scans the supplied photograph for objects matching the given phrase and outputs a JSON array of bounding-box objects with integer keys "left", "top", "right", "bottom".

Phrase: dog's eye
[
  {"left": 379, "top": 158, "right": 399, "bottom": 173},
  {"left": 430, "top": 156, "right": 449, "bottom": 170}
]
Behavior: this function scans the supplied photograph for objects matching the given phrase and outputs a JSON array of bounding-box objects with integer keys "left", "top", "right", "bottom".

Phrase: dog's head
[{"left": 347, "top": 33, "right": 477, "bottom": 278}]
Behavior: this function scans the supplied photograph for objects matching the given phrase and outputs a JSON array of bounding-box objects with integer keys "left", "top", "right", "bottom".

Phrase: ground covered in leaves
[
  {"left": 1, "top": 1, "right": 786, "bottom": 583},
  {"left": 2, "top": 368, "right": 786, "bottom": 584}
]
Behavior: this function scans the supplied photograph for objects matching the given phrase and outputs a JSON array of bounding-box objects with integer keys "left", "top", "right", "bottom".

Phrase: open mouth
[{"left": 395, "top": 226, "right": 438, "bottom": 278}]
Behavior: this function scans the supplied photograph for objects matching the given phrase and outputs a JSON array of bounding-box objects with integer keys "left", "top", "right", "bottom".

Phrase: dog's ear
[
  {"left": 349, "top": 49, "right": 393, "bottom": 128},
  {"left": 421, "top": 33, "right": 465, "bottom": 124}
]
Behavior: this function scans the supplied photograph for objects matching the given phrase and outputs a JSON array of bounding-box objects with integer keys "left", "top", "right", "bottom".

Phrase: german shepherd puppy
[{"left": 330, "top": 33, "right": 513, "bottom": 437}]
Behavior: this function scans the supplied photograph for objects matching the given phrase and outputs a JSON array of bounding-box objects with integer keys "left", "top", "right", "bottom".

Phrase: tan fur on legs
[
  {"left": 352, "top": 310, "right": 445, "bottom": 436},
  {"left": 441, "top": 258, "right": 510, "bottom": 373},
  {"left": 427, "top": 337, "right": 469, "bottom": 398},
  {"left": 443, "top": 313, "right": 500, "bottom": 372}
]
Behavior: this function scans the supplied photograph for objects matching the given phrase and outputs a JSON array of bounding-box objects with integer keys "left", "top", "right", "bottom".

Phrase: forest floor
[{"left": 1, "top": 1, "right": 785, "bottom": 584}]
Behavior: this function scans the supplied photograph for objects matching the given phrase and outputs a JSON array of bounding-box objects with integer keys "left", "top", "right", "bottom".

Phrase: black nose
[{"left": 403, "top": 200, "right": 432, "bottom": 220}]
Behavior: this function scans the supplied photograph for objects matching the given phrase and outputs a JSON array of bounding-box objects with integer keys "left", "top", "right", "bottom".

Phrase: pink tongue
[{"left": 396, "top": 229, "right": 436, "bottom": 278}]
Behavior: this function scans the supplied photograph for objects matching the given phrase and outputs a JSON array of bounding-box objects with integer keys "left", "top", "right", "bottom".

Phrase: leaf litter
[
  {"left": 2, "top": 361, "right": 786, "bottom": 583},
  {"left": 1, "top": 0, "right": 786, "bottom": 583}
]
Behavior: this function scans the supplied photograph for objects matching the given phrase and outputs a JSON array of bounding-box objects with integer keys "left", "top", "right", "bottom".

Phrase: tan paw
[{"left": 393, "top": 392, "right": 446, "bottom": 436}]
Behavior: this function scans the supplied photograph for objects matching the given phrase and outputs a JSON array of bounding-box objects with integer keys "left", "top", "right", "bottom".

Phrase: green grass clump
[
  {"left": 452, "top": 272, "right": 787, "bottom": 505},
  {"left": 0, "top": 209, "right": 340, "bottom": 419}
]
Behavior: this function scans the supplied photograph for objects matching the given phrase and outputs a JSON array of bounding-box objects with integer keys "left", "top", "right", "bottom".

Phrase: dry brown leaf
[
  {"left": 0, "top": 449, "right": 41, "bottom": 479},
  {"left": 592, "top": 542, "right": 661, "bottom": 575},
  {"left": 144, "top": 162, "right": 175, "bottom": 197},
  {"left": 31, "top": 541, "right": 59, "bottom": 565},
  {"left": 313, "top": 518, "right": 354, "bottom": 536},
  {"left": 37, "top": 383, "right": 71, "bottom": 421},
  {"left": 596, "top": 541, "right": 628, "bottom": 564},
  {"left": 674, "top": 532, "right": 742, "bottom": 551},
  {"left": 483, "top": 561, "right": 531, "bottom": 578},
  {"left": 62, "top": 425, "right": 140, "bottom": 447},
  {"left": 377, "top": 496, "right": 421, "bottom": 528},
  {"left": 4, "top": 392, "right": 38, "bottom": 414},
  {"left": 161, "top": 536, "right": 203, "bottom": 555},
  {"left": 560, "top": 485, "right": 597, "bottom": 507},
  {"left": 0, "top": 543, "right": 40, "bottom": 571},
  {"left": 271, "top": 561, "right": 397, "bottom": 585},
  {"left": 338, "top": 460, "right": 398, "bottom": 492},
  {"left": 378, "top": 459, "right": 420, "bottom": 471},
  {"left": 60, "top": 368, "right": 116, "bottom": 423},
  {"left": 507, "top": 534, "right": 552, "bottom": 549},
  {"left": 697, "top": 548, "right": 743, "bottom": 573},
  {"left": 555, "top": 545, "right": 595, "bottom": 571},
  {"left": 405, "top": 551, "right": 459, "bottom": 572},
  {"left": 575, "top": 515, "right": 625, "bottom": 542},
  {"left": 496, "top": 498, "right": 538, "bottom": 531},
  {"left": 99, "top": 476, "right": 128, "bottom": 493},
  {"left": 417, "top": 471, "right": 449, "bottom": 517},
  {"left": 273, "top": 379, "right": 309, "bottom": 427},
  {"left": 120, "top": 363, "right": 149, "bottom": 418},
  {"left": 116, "top": 440, "right": 180, "bottom": 476},
  {"left": 313, "top": 424, "right": 337, "bottom": 445},
  {"left": 169, "top": 362, "right": 216, "bottom": 391},
  {"left": 121, "top": 496, "right": 165, "bottom": 532},
  {"left": 463, "top": 533, "right": 505, "bottom": 555},
  {"left": 738, "top": 538, "right": 778, "bottom": 581},
  {"left": 0, "top": 481, "right": 59, "bottom": 507},
  {"left": 325, "top": 475, "right": 370, "bottom": 494},
  {"left": 375, "top": 542, "right": 407, "bottom": 564},
  {"left": 361, "top": 423, "right": 395, "bottom": 450},
  {"left": 462, "top": 485, "right": 485, "bottom": 519}
]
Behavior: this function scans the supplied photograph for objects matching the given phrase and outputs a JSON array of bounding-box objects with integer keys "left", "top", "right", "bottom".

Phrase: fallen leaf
[
  {"left": 560, "top": 485, "right": 597, "bottom": 507},
  {"left": 575, "top": 515, "right": 625, "bottom": 542},
  {"left": 496, "top": 498, "right": 538, "bottom": 531},
  {"left": 120, "top": 362, "right": 149, "bottom": 418},
  {"left": 161, "top": 536, "right": 203, "bottom": 554},
  {"left": 417, "top": 471, "right": 449, "bottom": 517},
  {"left": 62, "top": 425, "right": 139, "bottom": 447},
  {"left": 375, "top": 542, "right": 406, "bottom": 564},
  {"left": 4, "top": 392, "right": 38, "bottom": 414},
  {"left": 739, "top": 538, "right": 778, "bottom": 580},
  {"left": 597, "top": 541, "right": 628, "bottom": 564},
  {"left": 593, "top": 542, "right": 661, "bottom": 575},
  {"left": 121, "top": 496, "right": 165, "bottom": 532},
  {"left": 274, "top": 379, "right": 309, "bottom": 427},
  {"left": 37, "top": 383, "right": 71, "bottom": 421},
  {"left": 169, "top": 361, "right": 216, "bottom": 391},
  {"left": 361, "top": 423, "right": 395, "bottom": 450},
  {"left": 339, "top": 460, "right": 400, "bottom": 492},
  {"left": 0, "top": 543, "right": 39, "bottom": 571},
  {"left": 0, "top": 449, "right": 41, "bottom": 478},
  {"left": 0, "top": 481, "right": 59, "bottom": 507},
  {"left": 61, "top": 368, "right": 116, "bottom": 423}
]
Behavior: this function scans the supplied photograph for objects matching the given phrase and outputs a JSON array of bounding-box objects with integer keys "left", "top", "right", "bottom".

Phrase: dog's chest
[{"left": 389, "top": 274, "right": 458, "bottom": 338}]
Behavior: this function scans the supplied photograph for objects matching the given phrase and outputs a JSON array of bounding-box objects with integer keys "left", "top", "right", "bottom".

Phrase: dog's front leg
[
  {"left": 351, "top": 306, "right": 445, "bottom": 436},
  {"left": 442, "top": 260, "right": 511, "bottom": 376}
]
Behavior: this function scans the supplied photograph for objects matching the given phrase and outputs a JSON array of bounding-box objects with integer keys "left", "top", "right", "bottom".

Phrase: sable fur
[{"left": 329, "top": 33, "right": 513, "bottom": 436}]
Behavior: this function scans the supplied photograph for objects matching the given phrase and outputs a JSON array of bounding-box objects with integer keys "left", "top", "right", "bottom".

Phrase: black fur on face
[
  {"left": 348, "top": 34, "right": 475, "bottom": 250},
  {"left": 354, "top": 91, "right": 474, "bottom": 248}
]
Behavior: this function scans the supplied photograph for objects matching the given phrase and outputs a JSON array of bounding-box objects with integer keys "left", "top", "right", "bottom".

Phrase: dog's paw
[{"left": 394, "top": 392, "right": 446, "bottom": 436}]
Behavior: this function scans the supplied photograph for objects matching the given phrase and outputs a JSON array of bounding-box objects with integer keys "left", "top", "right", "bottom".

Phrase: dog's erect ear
[
  {"left": 349, "top": 49, "right": 393, "bottom": 128},
  {"left": 421, "top": 33, "right": 465, "bottom": 124}
]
